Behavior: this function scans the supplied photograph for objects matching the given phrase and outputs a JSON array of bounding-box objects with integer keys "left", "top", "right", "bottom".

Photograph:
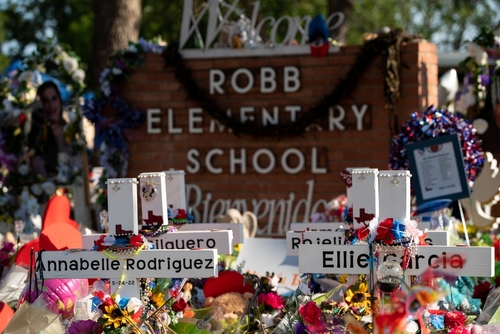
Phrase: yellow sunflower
[
  {"left": 345, "top": 282, "right": 371, "bottom": 311},
  {"left": 101, "top": 304, "right": 130, "bottom": 329},
  {"left": 150, "top": 292, "right": 165, "bottom": 308}
]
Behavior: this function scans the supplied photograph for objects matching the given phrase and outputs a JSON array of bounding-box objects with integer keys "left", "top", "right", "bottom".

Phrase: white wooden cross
[
  {"left": 82, "top": 171, "right": 234, "bottom": 254},
  {"left": 38, "top": 174, "right": 219, "bottom": 300},
  {"left": 296, "top": 168, "right": 494, "bottom": 277}
]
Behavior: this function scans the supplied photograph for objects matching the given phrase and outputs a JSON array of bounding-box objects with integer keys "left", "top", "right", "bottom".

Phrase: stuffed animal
[{"left": 205, "top": 291, "right": 253, "bottom": 322}]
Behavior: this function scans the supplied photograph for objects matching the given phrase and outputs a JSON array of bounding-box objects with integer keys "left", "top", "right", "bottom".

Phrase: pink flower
[
  {"left": 298, "top": 301, "right": 325, "bottom": 333},
  {"left": 258, "top": 292, "right": 284, "bottom": 309}
]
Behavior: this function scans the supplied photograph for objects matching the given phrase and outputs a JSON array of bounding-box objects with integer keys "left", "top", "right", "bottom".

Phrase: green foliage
[{"left": 347, "top": 0, "right": 500, "bottom": 51}]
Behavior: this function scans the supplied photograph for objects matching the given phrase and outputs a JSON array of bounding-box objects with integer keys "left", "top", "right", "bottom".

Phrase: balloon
[
  {"left": 42, "top": 195, "right": 78, "bottom": 230},
  {"left": 19, "top": 278, "right": 89, "bottom": 319},
  {"left": 39, "top": 223, "right": 82, "bottom": 251}
]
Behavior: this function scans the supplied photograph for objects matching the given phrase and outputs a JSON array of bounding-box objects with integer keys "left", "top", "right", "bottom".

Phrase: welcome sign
[{"left": 124, "top": 0, "right": 439, "bottom": 236}]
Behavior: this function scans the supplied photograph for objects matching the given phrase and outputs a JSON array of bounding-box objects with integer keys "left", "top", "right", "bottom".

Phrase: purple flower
[
  {"left": 295, "top": 321, "right": 308, "bottom": 334},
  {"left": 67, "top": 320, "right": 102, "bottom": 334}
]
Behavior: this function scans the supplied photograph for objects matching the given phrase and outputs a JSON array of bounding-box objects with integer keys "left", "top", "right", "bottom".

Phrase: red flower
[
  {"left": 448, "top": 326, "right": 470, "bottom": 334},
  {"left": 356, "top": 226, "right": 370, "bottom": 240},
  {"left": 494, "top": 238, "right": 500, "bottom": 261},
  {"left": 95, "top": 235, "right": 106, "bottom": 251},
  {"left": 298, "top": 301, "right": 325, "bottom": 333},
  {"left": 444, "top": 310, "right": 467, "bottom": 329},
  {"left": 131, "top": 307, "right": 142, "bottom": 322},
  {"left": 129, "top": 235, "right": 143, "bottom": 247},
  {"left": 380, "top": 232, "right": 394, "bottom": 245},
  {"left": 92, "top": 291, "right": 104, "bottom": 300},
  {"left": 19, "top": 113, "right": 26, "bottom": 127},
  {"left": 375, "top": 219, "right": 396, "bottom": 245},
  {"left": 172, "top": 298, "right": 187, "bottom": 312},
  {"left": 473, "top": 281, "right": 492, "bottom": 306},
  {"left": 258, "top": 292, "right": 284, "bottom": 309}
]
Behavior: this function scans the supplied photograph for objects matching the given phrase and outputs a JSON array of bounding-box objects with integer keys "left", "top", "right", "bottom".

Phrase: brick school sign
[{"left": 120, "top": 5, "right": 437, "bottom": 236}]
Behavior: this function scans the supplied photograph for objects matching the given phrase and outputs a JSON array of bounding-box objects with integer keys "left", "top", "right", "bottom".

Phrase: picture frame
[{"left": 406, "top": 133, "right": 471, "bottom": 205}]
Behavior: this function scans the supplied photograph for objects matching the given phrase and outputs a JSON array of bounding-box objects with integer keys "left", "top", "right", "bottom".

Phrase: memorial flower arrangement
[
  {"left": 276, "top": 275, "right": 373, "bottom": 333},
  {"left": 0, "top": 43, "right": 87, "bottom": 230}
]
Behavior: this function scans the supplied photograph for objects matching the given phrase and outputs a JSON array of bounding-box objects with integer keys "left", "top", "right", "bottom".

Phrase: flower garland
[
  {"left": 0, "top": 43, "right": 87, "bottom": 226},
  {"left": 163, "top": 29, "right": 415, "bottom": 138}
]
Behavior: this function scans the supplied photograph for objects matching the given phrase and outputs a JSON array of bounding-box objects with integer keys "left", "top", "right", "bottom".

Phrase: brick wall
[{"left": 120, "top": 41, "right": 438, "bottom": 236}]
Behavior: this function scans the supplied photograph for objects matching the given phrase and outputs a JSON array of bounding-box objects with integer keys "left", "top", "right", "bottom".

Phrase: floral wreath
[
  {"left": 0, "top": 43, "right": 87, "bottom": 226},
  {"left": 82, "top": 38, "right": 165, "bottom": 207}
]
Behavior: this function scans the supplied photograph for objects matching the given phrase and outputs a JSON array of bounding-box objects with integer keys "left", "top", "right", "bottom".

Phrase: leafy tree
[{"left": 346, "top": 0, "right": 500, "bottom": 51}]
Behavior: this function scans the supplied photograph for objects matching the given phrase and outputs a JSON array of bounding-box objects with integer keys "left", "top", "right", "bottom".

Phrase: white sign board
[
  {"left": 299, "top": 245, "right": 494, "bottom": 277},
  {"left": 38, "top": 249, "right": 218, "bottom": 279},
  {"left": 286, "top": 231, "right": 346, "bottom": 256},
  {"left": 424, "top": 231, "right": 449, "bottom": 246},
  {"left": 178, "top": 223, "right": 244, "bottom": 244},
  {"left": 289, "top": 222, "right": 345, "bottom": 232},
  {"left": 236, "top": 238, "right": 299, "bottom": 295},
  {"left": 148, "top": 230, "right": 233, "bottom": 254},
  {"left": 82, "top": 230, "right": 233, "bottom": 254}
]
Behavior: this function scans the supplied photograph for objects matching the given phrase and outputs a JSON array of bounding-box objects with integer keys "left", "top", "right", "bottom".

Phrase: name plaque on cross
[
  {"left": 38, "top": 249, "right": 218, "bottom": 279},
  {"left": 299, "top": 244, "right": 494, "bottom": 277},
  {"left": 178, "top": 222, "right": 244, "bottom": 244}
]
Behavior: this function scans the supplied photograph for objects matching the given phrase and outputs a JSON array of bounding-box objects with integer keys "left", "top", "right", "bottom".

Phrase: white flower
[
  {"left": 18, "top": 164, "right": 29, "bottom": 176},
  {"left": 112, "top": 67, "right": 122, "bottom": 75},
  {"left": 126, "top": 297, "right": 142, "bottom": 313},
  {"left": 71, "top": 69, "right": 85, "bottom": 84},
  {"left": 63, "top": 57, "right": 78, "bottom": 73},
  {"left": 41, "top": 181, "right": 56, "bottom": 195},
  {"left": 30, "top": 183, "right": 43, "bottom": 196},
  {"left": 298, "top": 282, "right": 311, "bottom": 295},
  {"left": 260, "top": 313, "right": 275, "bottom": 327},
  {"left": 473, "top": 118, "right": 489, "bottom": 135},
  {"left": 467, "top": 43, "right": 488, "bottom": 66},
  {"left": 128, "top": 44, "right": 138, "bottom": 53},
  {"left": 403, "top": 218, "right": 423, "bottom": 243},
  {"left": 102, "top": 235, "right": 116, "bottom": 246},
  {"left": 18, "top": 70, "right": 34, "bottom": 83}
]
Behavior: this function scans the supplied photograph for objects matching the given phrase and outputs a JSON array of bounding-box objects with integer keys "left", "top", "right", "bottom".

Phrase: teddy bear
[
  {"left": 202, "top": 271, "right": 255, "bottom": 331},
  {"left": 205, "top": 291, "right": 253, "bottom": 322}
]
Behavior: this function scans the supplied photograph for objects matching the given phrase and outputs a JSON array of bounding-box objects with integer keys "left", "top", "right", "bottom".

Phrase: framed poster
[{"left": 406, "top": 134, "right": 471, "bottom": 205}]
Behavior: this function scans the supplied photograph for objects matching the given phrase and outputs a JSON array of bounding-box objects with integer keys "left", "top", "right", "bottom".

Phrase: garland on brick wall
[{"left": 163, "top": 28, "right": 416, "bottom": 138}]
